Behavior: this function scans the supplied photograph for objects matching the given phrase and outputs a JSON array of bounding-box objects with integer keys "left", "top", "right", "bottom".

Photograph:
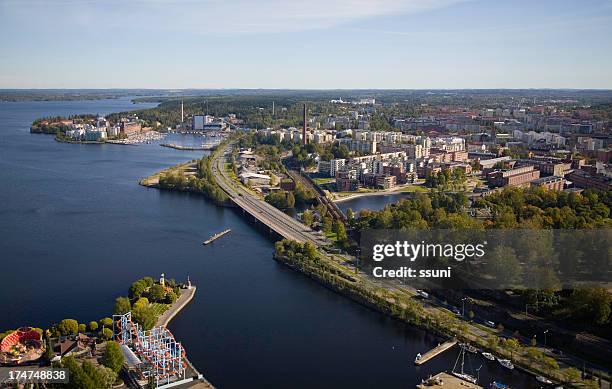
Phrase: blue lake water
[{"left": 0, "top": 98, "right": 539, "bottom": 388}]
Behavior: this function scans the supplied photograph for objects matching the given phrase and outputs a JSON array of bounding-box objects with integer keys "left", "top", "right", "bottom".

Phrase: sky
[{"left": 1, "top": 0, "right": 611, "bottom": 89}]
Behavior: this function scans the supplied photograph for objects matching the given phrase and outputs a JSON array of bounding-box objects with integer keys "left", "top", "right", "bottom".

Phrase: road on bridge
[{"left": 211, "top": 142, "right": 329, "bottom": 247}]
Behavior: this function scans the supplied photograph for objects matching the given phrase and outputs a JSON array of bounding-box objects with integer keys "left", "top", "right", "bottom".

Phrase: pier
[
  {"left": 203, "top": 229, "right": 231, "bottom": 245},
  {"left": 417, "top": 372, "right": 482, "bottom": 389},
  {"left": 415, "top": 339, "right": 457, "bottom": 365}
]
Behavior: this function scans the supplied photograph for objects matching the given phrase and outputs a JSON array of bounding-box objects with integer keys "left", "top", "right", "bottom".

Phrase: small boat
[
  {"left": 536, "top": 376, "right": 553, "bottom": 384},
  {"left": 497, "top": 358, "right": 514, "bottom": 370},
  {"left": 482, "top": 352, "right": 495, "bottom": 361},
  {"left": 462, "top": 344, "right": 478, "bottom": 354},
  {"left": 490, "top": 382, "right": 511, "bottom": 389},
  {"left": 414, "top": 353, "right": 422, "bottom": 363}
]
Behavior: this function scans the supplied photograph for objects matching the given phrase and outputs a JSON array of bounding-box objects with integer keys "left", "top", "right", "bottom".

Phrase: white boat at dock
[
  {"left": 481, "top": 352, "right": 495, "bottom": 361},
  {"left": 536, "top": 376, "right": 553, "bottom": 384},
  {"left": 497, "top": 358, "right": 514, "bottom": 370}
]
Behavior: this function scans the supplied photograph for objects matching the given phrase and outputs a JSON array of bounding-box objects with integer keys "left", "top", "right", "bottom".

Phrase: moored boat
[
  {"left": 452, "top": 344, "right": 478, "bottom": 384},
  {"left": 482, "top": 352, "right": 495, "bottom": 361},
  {"left": 490, "top": 381, "right": 511, "bottom": 389},
  {"left": 497, "top": 358, "right": 514, "bottom": 370},
  {"left": 536, "top": 375, "right": 553, "bottom": 384}
]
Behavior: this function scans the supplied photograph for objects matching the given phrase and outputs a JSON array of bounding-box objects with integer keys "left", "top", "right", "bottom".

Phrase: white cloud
[{"left": 1, "top": 0, "right": 466, "bottom": 34}]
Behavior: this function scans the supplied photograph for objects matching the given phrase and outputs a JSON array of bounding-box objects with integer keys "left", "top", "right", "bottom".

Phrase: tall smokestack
[
  {"left": 302, "top": 103, "right": 307, "bottom": 145},
  {"left": 181, "top": 100, "right": 184, "bottom": 123}
]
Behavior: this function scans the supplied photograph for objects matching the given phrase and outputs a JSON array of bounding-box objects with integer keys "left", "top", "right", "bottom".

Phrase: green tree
[
  {"left": 99, "top": 317, "right": 113, "bottom": 329},
  {"left": 322, "top": 216, "right": 333, "bottom": 234},
  {"left": 503, "top": 338, "right": 521, "bottom": 360},
  {"left": 132, "top": 306, "right": 156, "bottom": 330},
  {"left": 58, "top": 319, "right": 79, "bottom": 336},
  {"left": 563, "top": 367, "right": 581, "bottom": 383},
  {"left": 301, "top": 210, "right": 314, "bottom": 227},
  {"left": 568, "top": 287, "right": 612, "bottom": 325},
  {"left": 543, "top": 356, "right": 559, "bottom": 374},
  {"left": 99, "top": 327, "right": 113, "bottom": 341},
  {"left": 166, "top": 291, "right": 178, "bottom": 304},
  {"left": 88, "top": 321, "right": 99, "bottom": 332},
  {"left": 486, "top": 246, "right": 522, "bottom": 287},
  {"left": 78, "top": 323, "right": 86, "bottom": 333},
  {"left": 333, "top": 220, "right": 347, "bottom": 242},
  {"left": 113, "top": 297, "right": 131, "bottom": 315},
  {"left": 129, "top": 280, "right": 147, "bottom": 299},
  {"left": 102, "top": 341, "right": 124, "bottom": 374},
  {"left": 346, "top": 208, "right": 355, "bottom": 221},
  {"left": 148, "top": 284, "right": 166, "bottom": 302}
]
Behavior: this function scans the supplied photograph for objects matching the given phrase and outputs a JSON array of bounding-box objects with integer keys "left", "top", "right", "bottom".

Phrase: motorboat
[
  {"left": 490, "top": 382, "right": 511, "bottom": 389},
  {"left": 536, "top": 376, "right": 553, "bottom": 384},
  {"left": 497, "top": 358, "right": 514, "bottom": 370},
  {"left": 482, "top": 352, "right": 495, "bottom": 361}
]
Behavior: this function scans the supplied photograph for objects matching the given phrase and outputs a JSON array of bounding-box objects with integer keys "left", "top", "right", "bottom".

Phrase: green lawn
[
  {"left": 313, "top": 177, "right": 335, "bottom": 185},
  {"left": 398, "top": 185, "right": 429, "bottom": 193},
  {"left": 150, "top": 303, "right": 169, "bottom": 317}
]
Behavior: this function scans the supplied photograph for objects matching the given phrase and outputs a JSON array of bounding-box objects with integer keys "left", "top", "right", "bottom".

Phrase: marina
[{"left": 203, "top": 229, "right": 231, "bottom": 245}]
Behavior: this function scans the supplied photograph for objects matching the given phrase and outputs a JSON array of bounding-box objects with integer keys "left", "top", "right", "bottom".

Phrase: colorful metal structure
[{"left": 113, "top": 312, "right": 186, "bottom": 387}]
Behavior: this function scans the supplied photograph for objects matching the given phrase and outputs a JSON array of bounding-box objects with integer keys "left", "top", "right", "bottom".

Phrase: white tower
[
  {"left": 160, "top": 273, "right": 165, "bottom": 287},
  {"left": 181, "top": 100, "right": 184, "bottom": 123}
]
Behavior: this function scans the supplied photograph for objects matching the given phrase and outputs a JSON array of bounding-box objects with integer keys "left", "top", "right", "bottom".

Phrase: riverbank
[
  {"left": 161, "top": 143, "right": 215, "bottom": 151},
  {"left": 139, "top": 160, "right": 198, "bottom": 187},
  {"left": 157, "top": 286, "right": 216, "bottom": 389},
  {"left": 272, "top": 243, "right": 592, "bottom": 389},
  {"left": 156, "top": 286, "right": 197, "bottom": 327}
]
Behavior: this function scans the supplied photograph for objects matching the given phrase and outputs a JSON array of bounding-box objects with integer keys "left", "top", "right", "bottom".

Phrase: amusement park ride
[{"left": 113, "top": 312, "right": 190, "bottom": 388}]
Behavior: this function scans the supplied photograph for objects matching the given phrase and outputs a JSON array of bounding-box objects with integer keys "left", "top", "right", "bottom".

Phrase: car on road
[
  {"left": 485, "top": 320, "right": 496, "bottom": 328},
  {"left": 451, "top": 307, "right": 461, "bottom": 316}
]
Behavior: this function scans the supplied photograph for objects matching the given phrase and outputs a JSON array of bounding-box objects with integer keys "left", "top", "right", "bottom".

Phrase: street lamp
[
  {"left": 462, "top": 297, "right": 468, "bottom": 317},
  {"left": 544, "top": 330, "right": 549, "bottom": 347}
]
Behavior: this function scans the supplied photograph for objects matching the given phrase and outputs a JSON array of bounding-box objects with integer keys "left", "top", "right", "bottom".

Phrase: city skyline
[{"left": 1, "top": 0, "right": 612, "bottom": 89}]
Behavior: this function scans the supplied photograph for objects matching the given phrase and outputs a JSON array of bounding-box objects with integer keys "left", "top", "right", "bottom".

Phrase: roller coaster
[{"left": 113, "top": 312, "right": 187, "bottom": 388}]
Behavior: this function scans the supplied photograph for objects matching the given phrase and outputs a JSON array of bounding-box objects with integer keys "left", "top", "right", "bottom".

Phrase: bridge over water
[{"left": 211, "top": 143, "right": 329, "bottom": 247}]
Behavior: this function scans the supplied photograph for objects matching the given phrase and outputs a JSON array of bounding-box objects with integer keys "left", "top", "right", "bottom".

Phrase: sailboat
[{"left": 452, "top": 344, "right": 480, "bottom": 384}]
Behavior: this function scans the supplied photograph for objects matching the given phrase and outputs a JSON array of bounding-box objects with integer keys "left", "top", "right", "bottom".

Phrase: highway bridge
[{"left": 211, "top": 143, "right": 330, "bottom": 247}]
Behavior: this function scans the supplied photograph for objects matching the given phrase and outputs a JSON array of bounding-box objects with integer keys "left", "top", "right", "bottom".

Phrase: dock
[
  {"left": 417, "top": 372, "right": 482, "bottom": 389},
  {"left": 203, "top": 229, "right": 231, "bottom": 245},
  {"left": 415, "top": 339, "right": 457, "bottom": 365}
]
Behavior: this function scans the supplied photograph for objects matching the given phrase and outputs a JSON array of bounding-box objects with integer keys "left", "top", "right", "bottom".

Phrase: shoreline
[
  {"left": 156, "top": 285, "right": 216, "bottom": 388},
  {"left": 156, "top": 286, "right": 197, "bottom": 327}
]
